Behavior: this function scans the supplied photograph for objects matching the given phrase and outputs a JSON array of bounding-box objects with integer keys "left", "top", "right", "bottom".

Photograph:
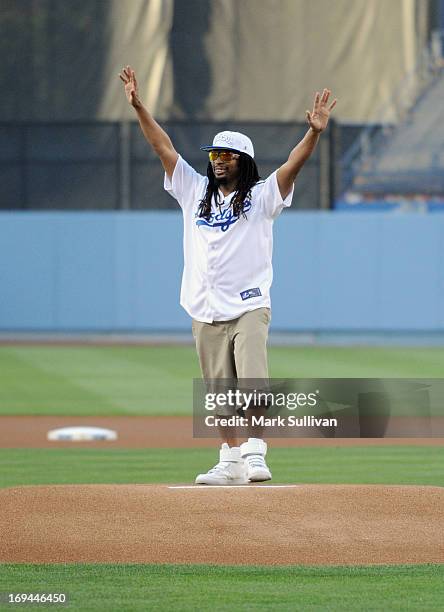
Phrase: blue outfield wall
[{"left": 1, "top": 211, "right": 444, "bottom": 332}]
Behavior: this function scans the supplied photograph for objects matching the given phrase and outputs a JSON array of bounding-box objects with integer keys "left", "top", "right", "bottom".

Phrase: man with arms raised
[{"left": 119, "top": 66, "right": 336, "bottom": 485}]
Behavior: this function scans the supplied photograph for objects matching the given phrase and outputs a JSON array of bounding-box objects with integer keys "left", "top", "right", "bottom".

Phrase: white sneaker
[
  {"left": 240, "top": 438, "right": 272, "bottom": 482},
  {"left": 195, "top": 444, "right": 248, "bottom": 485}
]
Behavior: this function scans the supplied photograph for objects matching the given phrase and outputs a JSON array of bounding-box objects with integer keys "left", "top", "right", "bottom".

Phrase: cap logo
[{"left": 216, "top": 133, "right": 234, "bottom": 147}]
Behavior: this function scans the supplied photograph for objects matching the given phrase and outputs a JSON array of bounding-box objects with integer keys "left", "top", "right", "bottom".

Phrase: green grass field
[
  {"left": 1, "top": 564, "right": 444, "bottom": 612},
  {"left": 1, "top": 344, "right": 443, "bottom": 610},
  {"left": 1, "top": 446, "right": 443, "bottom": 488},
  {"left": 2, "top": 345, "right": 444, "bottom": 415}
]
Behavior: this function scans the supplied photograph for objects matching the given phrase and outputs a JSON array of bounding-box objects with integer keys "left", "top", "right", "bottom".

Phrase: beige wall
[
  {"left": 3, "top": 0, "right": 427, "bottom": 123},
  {"left": 196, "top": 0, "right": 428, "bottom": 123},
  {"left": 98, "top": 0, "right": 174, "bottom": 120}
]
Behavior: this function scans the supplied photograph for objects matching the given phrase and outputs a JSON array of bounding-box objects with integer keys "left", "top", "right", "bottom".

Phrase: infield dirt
[{"left": 1, "top": 416, "right": 443, "bottom": 448}]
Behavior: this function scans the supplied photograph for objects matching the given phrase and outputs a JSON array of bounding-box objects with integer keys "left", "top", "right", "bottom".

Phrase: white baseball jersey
[{"left": 164, "top": 155, "right": 294, "bottom": 323}]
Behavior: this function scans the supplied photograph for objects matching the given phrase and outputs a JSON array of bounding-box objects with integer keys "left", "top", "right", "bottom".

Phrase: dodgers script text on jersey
[{"left": 195, "top": 199, "right": 253, "bottom": 232}]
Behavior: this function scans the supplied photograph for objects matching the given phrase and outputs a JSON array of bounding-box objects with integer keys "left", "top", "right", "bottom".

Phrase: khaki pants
[{"left": 192, "top": 307, "right": 271, "bottom": 416}]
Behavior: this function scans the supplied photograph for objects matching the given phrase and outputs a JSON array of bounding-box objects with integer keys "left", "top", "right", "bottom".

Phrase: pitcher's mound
[{"left": 1, "top": 484, "right": 443, "bottom": 565}]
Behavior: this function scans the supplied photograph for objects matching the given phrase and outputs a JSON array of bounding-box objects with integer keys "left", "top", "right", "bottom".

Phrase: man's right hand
[
  {"left": 119, "top": 65, "right": 141, "bottom": 108},
  {"left": 118, "top": 64, "right": 178, "bottom": 178}
]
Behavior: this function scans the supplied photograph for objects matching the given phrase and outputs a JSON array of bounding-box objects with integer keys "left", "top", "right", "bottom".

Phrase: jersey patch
[{"left": 240, "top": 287, "right": 262, "bottom": 301}]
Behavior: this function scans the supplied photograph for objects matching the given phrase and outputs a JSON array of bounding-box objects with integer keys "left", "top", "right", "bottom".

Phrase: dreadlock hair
[{"left": 197, "top": 153, "right": 261, "bottom": 220}]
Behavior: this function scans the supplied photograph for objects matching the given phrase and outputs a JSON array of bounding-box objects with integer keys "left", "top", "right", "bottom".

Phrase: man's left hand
[{"left": 306, "top": 89, "right": 337, "bottom": 133}]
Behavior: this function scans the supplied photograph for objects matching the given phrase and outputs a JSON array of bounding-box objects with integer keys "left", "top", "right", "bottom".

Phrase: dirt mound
[{"left": 1, "top": 484, "right": 443, "bottom": 565}]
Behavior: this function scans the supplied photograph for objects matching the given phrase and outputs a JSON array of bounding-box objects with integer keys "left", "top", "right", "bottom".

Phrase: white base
[{"left": 47, "top": 426, "right": 117, "bottom": 441}]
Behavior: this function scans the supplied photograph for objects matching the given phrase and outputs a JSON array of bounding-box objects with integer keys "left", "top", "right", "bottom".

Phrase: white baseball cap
[{"left": 200, "top": 131, "right": 254, "bottom": 159}]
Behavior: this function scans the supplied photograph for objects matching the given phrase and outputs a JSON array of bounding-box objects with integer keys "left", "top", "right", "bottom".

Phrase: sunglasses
[{"left": 208, "top": 150, "right": 240, "bottom": 162}]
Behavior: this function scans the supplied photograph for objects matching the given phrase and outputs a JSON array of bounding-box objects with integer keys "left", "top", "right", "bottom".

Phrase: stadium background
[
  {"left": 1, "top": 1, "right": 444, "bottom": 611},
  {"left": 1, "top": 0, "right": 444, "bottom": 339}
]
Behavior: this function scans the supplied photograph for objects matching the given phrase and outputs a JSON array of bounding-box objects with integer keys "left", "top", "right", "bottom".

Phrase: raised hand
[
  {"left": 306, "top": 89, "right": 337, "bottom": 133},
  {"left": 119, "top": 65, "right": 141, "bottom": 107}
]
